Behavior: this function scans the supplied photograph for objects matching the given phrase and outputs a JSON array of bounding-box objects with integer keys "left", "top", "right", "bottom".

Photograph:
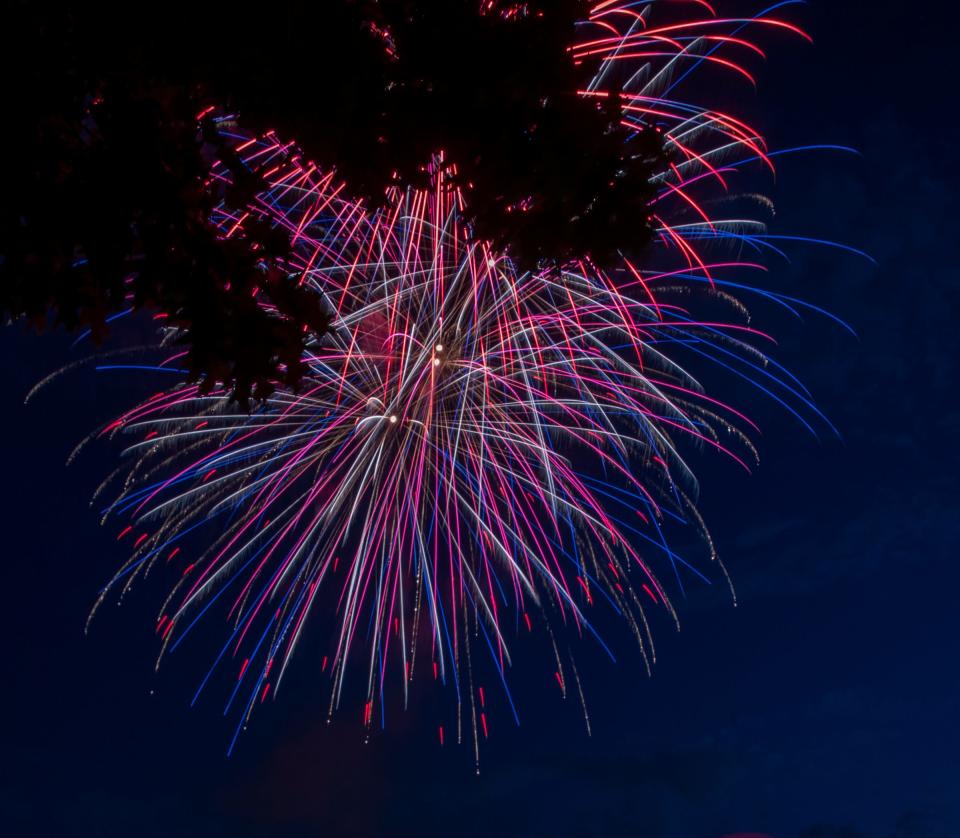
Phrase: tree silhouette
[{"left": 2, "top": 1, "right": 665, "bottom": 398}]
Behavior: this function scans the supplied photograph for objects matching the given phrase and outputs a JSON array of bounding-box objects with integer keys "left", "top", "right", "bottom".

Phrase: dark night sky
[{"left": 1, "top": 3, "right": 957, "bottom": 837}]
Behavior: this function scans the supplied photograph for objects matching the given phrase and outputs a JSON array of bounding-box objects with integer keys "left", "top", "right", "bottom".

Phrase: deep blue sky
[{"left": 1, "top": 3, "right": 957, "bottom": 837}]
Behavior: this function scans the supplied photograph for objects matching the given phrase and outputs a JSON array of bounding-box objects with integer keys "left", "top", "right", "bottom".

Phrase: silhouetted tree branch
[{"left": 2, "top": 1, "right": 665, "bottom": 398}]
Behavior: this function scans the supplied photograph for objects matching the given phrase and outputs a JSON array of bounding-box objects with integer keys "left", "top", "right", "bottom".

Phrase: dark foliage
[
  {"left": 2, "top": 0, "right": 665, "bottom": 397},
  {"left": 358, "top": 0, "right": 666, "bottom": 265},
  {"left": 212, "top": 0, "right": 665, "bottom": 266}
]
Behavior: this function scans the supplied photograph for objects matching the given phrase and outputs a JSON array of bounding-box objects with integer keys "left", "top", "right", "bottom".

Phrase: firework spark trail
[{"left": 83, "top": 2, "right": 854, "bottom": 757}]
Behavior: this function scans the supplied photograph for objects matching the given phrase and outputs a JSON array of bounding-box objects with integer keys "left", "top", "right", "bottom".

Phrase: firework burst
[{"left": 79, "top": 2, "right": 855, "bottom": 761}]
